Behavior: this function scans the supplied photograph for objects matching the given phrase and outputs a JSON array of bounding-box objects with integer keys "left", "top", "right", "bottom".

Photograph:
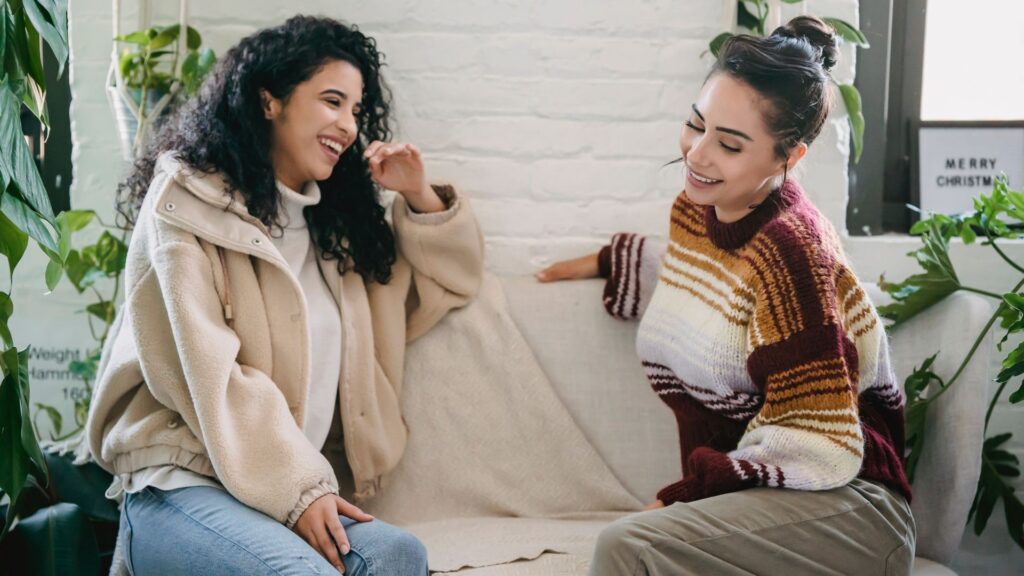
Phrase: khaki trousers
[{"left": 590, "top": 479, "right": 915, "bottom": 576}]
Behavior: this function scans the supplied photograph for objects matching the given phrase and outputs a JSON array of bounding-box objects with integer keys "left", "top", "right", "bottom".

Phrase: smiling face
[
  {"left": 679, "top": 72, "right": 805, "bottom": 223},
  {"left": 263, "top": 59, "right": 364, "bottom": 192}
]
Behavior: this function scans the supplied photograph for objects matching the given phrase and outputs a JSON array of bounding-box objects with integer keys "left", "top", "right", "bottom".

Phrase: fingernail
[{"left": 341, "top": 544, "right": 350, "bottom": 555}]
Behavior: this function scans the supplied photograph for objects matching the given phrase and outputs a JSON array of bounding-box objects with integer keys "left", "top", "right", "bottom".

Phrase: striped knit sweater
[{"left": 598, "top": 180, "right": 911, "bottom": 505}]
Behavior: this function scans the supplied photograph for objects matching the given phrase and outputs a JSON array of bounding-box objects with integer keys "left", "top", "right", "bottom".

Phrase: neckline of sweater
[
  {"left": 701, "top": 179, "right": 804, "bottom": 250},
  {"left": 276, "top": 180, "right": 322, "bottom": 230}
]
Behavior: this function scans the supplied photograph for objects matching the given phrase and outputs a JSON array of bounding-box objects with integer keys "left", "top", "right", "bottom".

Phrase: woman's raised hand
[
  {"left": 364, "top": 140, "right": 444, "bottom": 213},
  {"left": 293, "top": 493, "right": 374, "bottom": 573},
  {"left": 535, "top": 252, "right": 601, "bottom": 283}
]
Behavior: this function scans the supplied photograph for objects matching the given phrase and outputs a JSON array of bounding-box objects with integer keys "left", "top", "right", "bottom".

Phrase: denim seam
[
  {"left": 141, "top": 488, "right": 290, "bottom": 576},
  {"left": 346, "top": 545, "right": 375, "bottom": 576},
  {"left": 122, "top": 498, "right": 137, "bottom": 575}
]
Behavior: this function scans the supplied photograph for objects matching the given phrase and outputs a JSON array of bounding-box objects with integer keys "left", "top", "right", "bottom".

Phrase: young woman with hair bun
[{"left": 539, "top": 16, "right": 915, "bottom": 575}]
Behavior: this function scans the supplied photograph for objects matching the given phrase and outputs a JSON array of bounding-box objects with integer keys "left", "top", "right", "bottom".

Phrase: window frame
[{"left": 846, "top": 0, "right": 929, "bottom": 235}]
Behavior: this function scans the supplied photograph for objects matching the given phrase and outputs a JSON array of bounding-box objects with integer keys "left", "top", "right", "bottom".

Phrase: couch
[
  {"left": 4, "top": 276, "right": 991, "bottom": 576},
  {"left": 494, "top": 276, "right": 991, "bottom": 575}
]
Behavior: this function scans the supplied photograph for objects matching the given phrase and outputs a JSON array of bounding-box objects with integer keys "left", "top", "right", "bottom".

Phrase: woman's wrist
[{"left": 402, "top": 182, "right": 446, "bottom": 214}]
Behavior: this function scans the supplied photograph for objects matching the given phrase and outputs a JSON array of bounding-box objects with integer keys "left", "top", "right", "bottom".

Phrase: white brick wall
[
  {"left": 11, "top": 0, "right": 1013, "bottom": 571},
  {"left": 70, "top": 0, "right": 858, "bottom": 273}
]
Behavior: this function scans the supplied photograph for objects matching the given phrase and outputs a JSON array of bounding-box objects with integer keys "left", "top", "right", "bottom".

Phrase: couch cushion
[{"left": 501, "top": 276, "right": 678, "bottom": 503}]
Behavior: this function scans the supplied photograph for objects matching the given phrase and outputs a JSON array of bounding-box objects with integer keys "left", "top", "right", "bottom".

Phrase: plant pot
[{"left": 107, "top": 86, "right": 175, "bottom": 161}]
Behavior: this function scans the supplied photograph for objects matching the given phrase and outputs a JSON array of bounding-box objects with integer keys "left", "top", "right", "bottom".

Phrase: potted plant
[
  {"left": 107, "top": 23, "right": 216, "bottom": 160},
  {"left": 880, "top": 176, "right": 1024, "bottom": 551}
]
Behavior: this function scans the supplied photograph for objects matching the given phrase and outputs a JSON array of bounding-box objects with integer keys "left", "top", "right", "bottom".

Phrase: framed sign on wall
[{"left": 913, "top": 121, "right": 1024, "bottom": 216}]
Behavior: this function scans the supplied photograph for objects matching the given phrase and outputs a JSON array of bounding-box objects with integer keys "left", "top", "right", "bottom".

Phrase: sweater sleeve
[
  {"left": 656, "top": 233, "right": 864, "bottom": 504},
  {"left": 390, "top": 185, "right": 485, "bottom": 341},
  {"left": 134, "top": 241, "right": 339, "bottom": 526},
  {"left": 598, "top": 232, "right": 666, "bottom": 320}
]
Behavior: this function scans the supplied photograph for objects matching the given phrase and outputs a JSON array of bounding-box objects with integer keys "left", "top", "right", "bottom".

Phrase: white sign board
[{"left": 919, "top": 126, "right": 1024, "bottom": 215}]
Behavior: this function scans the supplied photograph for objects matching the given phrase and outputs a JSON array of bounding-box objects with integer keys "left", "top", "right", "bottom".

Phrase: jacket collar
[{"left": 151, "top": 153, "right": 287, "bottom": 266}]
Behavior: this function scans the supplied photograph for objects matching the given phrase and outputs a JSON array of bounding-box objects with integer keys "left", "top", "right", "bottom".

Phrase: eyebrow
[
  {"left": 320, "top": 89, "right": 362, "bottom": 106},
  {"left": 691, "top": 104, "right": 754, "bottom": 142}
]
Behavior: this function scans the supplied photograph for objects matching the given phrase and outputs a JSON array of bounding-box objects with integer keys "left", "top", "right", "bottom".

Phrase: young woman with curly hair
[
  {"left": 539, "top": 16, "right": 915, "bottom": 575},
  {"left": 87, "top": 15, "right": 483, "bottom": 575}
]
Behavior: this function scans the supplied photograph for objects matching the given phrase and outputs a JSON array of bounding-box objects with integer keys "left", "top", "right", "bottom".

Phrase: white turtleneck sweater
[
  {"left": 270, "top": 180, "right": 343, "bottom": 451},
  {"left": 110, "top": 180, "right": 343, "bottom": 498}
]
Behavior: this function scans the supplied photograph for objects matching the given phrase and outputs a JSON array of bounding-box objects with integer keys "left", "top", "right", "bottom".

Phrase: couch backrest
[{"left": 499, "top": 275, "right": 990, "bottom": 565}]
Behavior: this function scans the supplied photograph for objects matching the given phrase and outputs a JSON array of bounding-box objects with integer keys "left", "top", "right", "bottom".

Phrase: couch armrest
[{"left": 867, "top": 285, "right": 992, "bottom": 566}]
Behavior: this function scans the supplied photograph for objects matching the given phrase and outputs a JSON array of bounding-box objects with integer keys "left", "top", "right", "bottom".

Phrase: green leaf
[
  {"left": 85, "top": 301, "right": 114, "bottom": 323},
  {"left": 1010, "top": 382, "right": 1024, "bottom": 404},
  {"left": 878, "top": 218, "right": 960, "bottom": 326},
  {"left": 0, "top": 80, "right": 57, "bottom": 223},
  {"left": 839, "top": 83, "right": 864, "bottom": 164},
  {"left": 4, "top": 8, "right": 29, "bottom": 90},
  {"left": 709, "top": 32, "right": 734, "bottom": 59},
  {"left": 0, "top": 190, "right": 58, "bottom": 254},
  {"left": 902, "top": 353, "right": 941, "bottom": 482},
  {"left": 0, "top": 346, "right": 46, "bottom": 516},
  {"left": 53, "top": 208, "right": 93, "bottom": 264},
  {"left": 736, "top": 1, "right": 761, "bottom": 32},
  {"left": 92, "top": 231, "right": 128, "bottom": 276},
  {"left": 997, "top": 341, "right": 1024, "bottom": 384},
  {"left": 73, "top": 399, "right": 88, "bottom": 429},
  {"left": 0, "top": 292, "right": 12, "bottom": 347},
  {"left": 186, "top": 25, "right": 201, "bottom": 50},
  {"left": 0, "top": 208, "right": 29, "bottom": 277},
  {"left": 960, "top": 223, "right": 977, "bottom": 245},
  {"left": 14, "top": 8, "right": 45, "bottom": 94},
  {"left": 114, "top": 30, "right": 152, "bottom": 45},
  {"left": 181, "top": 48, "right": 216, "bottom": 95},
  {"left": 822, "top": 17, "right": 869, "bottom": 47},
  {"left": 970, "top": 433, "right": 1024, "bottom": 549},
  {"left": 44, "top": 252, "right": 61, "bottom": 290},
  {"left": 1004, "top": 293, "right": 1024, "bottom": 315},
  {"left": 0, "top": 3, "right": 8, "bottom": 69},
  {"left": 149, "top": 24, "right": 180, "bottom": 51},
  {"left": 21, "top": 0, "right": 68, "bottom": 75},
  {"left": 33, "top": 402, "right": 61, "bottom": 437},
  {"left": 67, "top": 358, "right": 96, "bottom": 382},
  {"left": 62, "top": 250, "right": 92, "bottom": 293},
  {"left": 57, "top": 209, "right": 94, "bottom": 233}
]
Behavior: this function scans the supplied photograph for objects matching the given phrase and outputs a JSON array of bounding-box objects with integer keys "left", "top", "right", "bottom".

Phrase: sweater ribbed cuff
[
  {"left": 656, "top": 477, "right": 699, "bottom": 506},
  {"left": 597, "top": 244, "right": 612, "bottom": 278}
]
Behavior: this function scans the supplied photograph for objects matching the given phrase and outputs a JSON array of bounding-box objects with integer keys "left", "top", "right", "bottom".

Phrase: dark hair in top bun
[{"left": 711, "top": 15, "right": 839, "bottom": 158}]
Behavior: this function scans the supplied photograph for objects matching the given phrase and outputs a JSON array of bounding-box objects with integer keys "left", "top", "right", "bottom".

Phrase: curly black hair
[{"left": 117, "top": 15, "right": 397, "bottom": 283}]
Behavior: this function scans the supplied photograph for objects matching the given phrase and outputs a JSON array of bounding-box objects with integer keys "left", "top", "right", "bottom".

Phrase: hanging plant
[{"left": 108, "top": 22, "right": 216, "bottom": 159}]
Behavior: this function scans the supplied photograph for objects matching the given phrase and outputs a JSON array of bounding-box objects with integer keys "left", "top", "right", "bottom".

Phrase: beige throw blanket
[{"left": 364, "top": 274, "right": 643, "bottom": 573}]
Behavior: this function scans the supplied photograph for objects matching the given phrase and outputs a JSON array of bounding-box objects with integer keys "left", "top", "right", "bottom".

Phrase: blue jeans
[{"left": 119, "top": 486, "right": 428, "bottom": 575}]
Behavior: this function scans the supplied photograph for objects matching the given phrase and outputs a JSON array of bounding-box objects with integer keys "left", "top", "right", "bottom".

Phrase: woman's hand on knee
[
  {"left": 294, "top": 493, "right": 374, "bottom": 573},
  {"left": 535, "top": 252, "right": 601, "bottom": 283}
]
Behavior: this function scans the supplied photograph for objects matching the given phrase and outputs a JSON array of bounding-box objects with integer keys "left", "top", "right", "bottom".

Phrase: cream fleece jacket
[{"left": 86, "top": 153, "right": 484, "bottom": 526}]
